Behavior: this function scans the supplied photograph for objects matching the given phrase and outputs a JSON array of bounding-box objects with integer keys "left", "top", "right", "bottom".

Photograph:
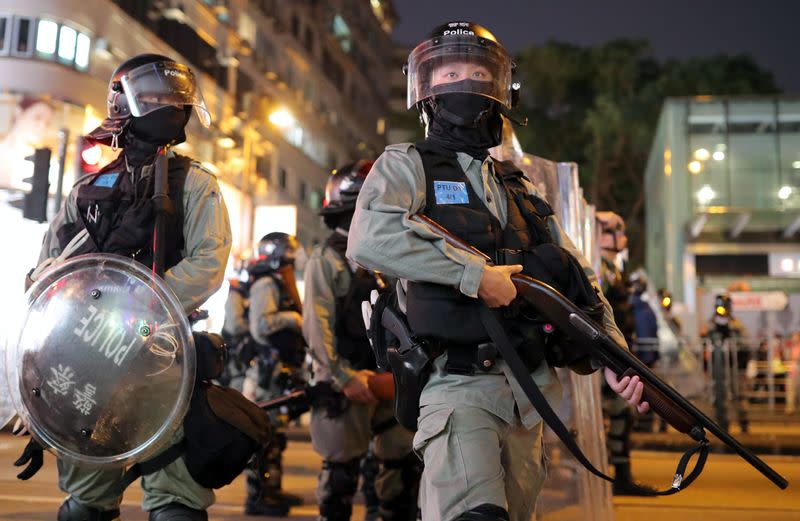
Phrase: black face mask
[
  {"left": 124, "top": 106, "right": 190, "bottom": 167},
  {"left": 426, "top": 92, "right": 503, "bottom": 159},
  {"left": 128, "top": 106, "right": 191, "bottom": 146}
]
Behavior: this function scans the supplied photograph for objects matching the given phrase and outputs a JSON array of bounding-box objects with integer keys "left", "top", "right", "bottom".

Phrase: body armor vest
[
  {"left": 57, "top": 154, "right": 190, "bottom": 271},
  {"left": 405, "top": 139, "right": 556, "bottom": 344},
  {"left": 324, "top": 232, "right": 381, "bottom": 370}
]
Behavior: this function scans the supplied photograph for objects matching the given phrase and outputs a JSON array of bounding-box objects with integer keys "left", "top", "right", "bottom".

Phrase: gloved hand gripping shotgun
[{"left": 409, "top": 213, "right": 788, "bottom": 494}]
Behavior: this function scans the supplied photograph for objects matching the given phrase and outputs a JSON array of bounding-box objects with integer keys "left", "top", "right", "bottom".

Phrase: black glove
[{"left": 14, "top": 439, "right": 44, "bottom": 480}]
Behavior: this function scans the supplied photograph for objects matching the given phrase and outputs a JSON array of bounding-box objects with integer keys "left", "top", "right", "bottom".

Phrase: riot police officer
[
  {"left": 596, "top": 211, "right": 654, "bottom": 495},
  {"left": 242, "top": 232, "right": 306, "bottom": 516},
  {"left": 34, "top": 54, "right": 232, "bottom": 521},
  {"left": 303, "top": 161, "right": 419, "bottom": 521},
  {"left": 347, "top": 22, "right": 647, "bottom": 521}
]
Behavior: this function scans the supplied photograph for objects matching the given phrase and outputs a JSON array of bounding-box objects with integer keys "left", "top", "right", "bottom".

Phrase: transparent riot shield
[
  {"left": 5, "top": 254, "right": 195, "bottom": 467},
  {"left": 491, "top": 129, "right": 614, "bottom": 521},
  {"left": 0, "top": 343, "right": 15, "bottom": 429}
]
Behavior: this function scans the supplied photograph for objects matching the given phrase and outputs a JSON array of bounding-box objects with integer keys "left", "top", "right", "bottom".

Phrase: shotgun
[{"left": 410, "top": 213, "right": 788, "bottom": 492}]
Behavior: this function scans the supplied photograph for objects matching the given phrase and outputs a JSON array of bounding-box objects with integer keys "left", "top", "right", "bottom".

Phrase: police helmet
[
  {"left": 320, "top": 160, "right": 373, "bottom": 216},
  {"left": 86, "top": 54, "right": 211, "bottom": 146},
  {"left": 405, "top": 21, "right": 517, "bottom": 111},
  {"left": 255, "top": 232, "right": 300, "bottom": 272}
]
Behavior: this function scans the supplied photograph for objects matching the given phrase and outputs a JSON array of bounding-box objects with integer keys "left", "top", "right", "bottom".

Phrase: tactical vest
[
  {"left": 324, "top": 232, "right": 381, "bottom": 370},
  {"left": 57, "top": 154, "right": 191, "bottom": 272},
  {"left": 405, "top": 139, "right": 556, "bottom": 344}
]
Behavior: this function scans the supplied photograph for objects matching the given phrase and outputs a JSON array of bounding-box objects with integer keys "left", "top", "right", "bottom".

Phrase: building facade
[
  {"left": 0, "top": 0, "right": 397, "bottom": 328},
  {"left": 645, "top": 96, "right": 800, "bottom": 336}
]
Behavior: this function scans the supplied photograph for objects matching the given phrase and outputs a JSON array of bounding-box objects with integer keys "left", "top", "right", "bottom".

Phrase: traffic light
[
  {"left": 21, "top": 148, "right": 52, "bottom": 223},
  {"left": 77, "top": 136, "right": 103, "bottom": 174}
]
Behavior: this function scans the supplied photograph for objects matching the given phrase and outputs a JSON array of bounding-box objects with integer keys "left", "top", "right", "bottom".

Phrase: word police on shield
[{"left": 5, "top": 253, "right": 196, "bottom": 467}]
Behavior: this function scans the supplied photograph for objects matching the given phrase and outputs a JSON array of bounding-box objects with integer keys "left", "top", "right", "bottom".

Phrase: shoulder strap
[
  {"left": 478, "top": 303, "right": 709, "bottom": 496},
  {"left": 110, "top": 440, "right": 186, "bottom": 497}
]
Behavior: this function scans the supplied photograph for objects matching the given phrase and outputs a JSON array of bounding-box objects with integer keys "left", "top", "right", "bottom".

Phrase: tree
[{"left": 514, "top": 41, "right": 780, "bottom": 266}]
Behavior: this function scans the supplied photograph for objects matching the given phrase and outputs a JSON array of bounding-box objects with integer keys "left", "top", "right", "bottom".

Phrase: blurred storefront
[
  {"left": 645, "top": 97, "right": 800, "bottom": 338},
  {"left": 0, "top": 0, "right": 397, "bottom": 331}
]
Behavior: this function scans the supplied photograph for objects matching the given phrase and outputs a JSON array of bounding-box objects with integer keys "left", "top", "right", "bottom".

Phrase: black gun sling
[{"left": 477, "top": 303, "right": 709, "bottom": 495}]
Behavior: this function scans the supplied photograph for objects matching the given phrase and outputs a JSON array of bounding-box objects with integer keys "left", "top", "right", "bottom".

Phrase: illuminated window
[
  {"left": 58, "top": 25, "right": 77, "bottom": 62},
  {"left": 35, "top": 20, "right": 58, "bottom": 55},
  {"left": 332, "top": 14, "right": 351, "bottom": 53},
  {"left": 75, "top": 32, "right": 90, "bottom": 69}
]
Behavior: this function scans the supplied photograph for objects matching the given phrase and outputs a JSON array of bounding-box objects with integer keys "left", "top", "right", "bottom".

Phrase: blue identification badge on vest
[
  {"left": 433, "top": 181, "right": 469, "bottom": 205},
  {"left": 92, "top": 172, "right": 120, "bottom": 188}
]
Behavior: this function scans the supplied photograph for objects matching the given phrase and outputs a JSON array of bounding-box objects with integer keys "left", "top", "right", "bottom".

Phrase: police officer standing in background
[
  {"left": 596, "top": 211, "right": 654, "bottom": 495},
  {"left": 34, "top": 54, "right": 231, "bottom": 520},
  {"left": 303, "top": 161, "right": 419, "bottom": 521},
  {"left": 242, "top": 233, "right": 306, "bottom": 516},
  {"left": 348, "top": 22, "right": 647, "bottom": 521}
]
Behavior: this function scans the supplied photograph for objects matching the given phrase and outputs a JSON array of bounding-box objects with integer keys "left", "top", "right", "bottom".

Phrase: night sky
[{"left": 393, "top": 0, "right": 800, "bottom": 93}]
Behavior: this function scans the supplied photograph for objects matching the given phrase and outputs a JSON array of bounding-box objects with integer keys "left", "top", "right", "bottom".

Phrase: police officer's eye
[
  {"left": 445, "top": 72, "right": 458, "bottom": 79},
  {"left": 472, "top": 71, "right": 484, "bottom": 78}
]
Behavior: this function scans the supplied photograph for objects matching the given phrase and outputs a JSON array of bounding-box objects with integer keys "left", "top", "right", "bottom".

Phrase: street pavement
[{"left": 1, "top": 432, "right": 798, "bottom": 521}]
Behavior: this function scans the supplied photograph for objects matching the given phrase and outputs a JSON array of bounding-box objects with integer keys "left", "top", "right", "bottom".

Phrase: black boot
[
  {"left": 277, "top": 490, "right": 304, "bottom": 507},
  {"left": 245, "top": 439, "right": 292, "bottom": 517},
  {"left": 612, "top": 463, "right": 657, "bottom": 497},
  {"left": 148, "top": 503, "right": 208, "bottom": 521},
  {"left": 57, "top": 498, "right": 120, "bottom": 521}
]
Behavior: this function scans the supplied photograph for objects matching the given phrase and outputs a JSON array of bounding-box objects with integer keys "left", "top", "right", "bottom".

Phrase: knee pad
[
  {"left": 148, "top": 503, "right": 208, "bottom": 521},
  {"left": 322, "top": 458, "right": 361, "bottom": 497},
  {"left": 57, "top": 498, "right": 120, "bottom": 521},
  {"left": 455, "top": 504, "right": 509, "bottom": 521}
]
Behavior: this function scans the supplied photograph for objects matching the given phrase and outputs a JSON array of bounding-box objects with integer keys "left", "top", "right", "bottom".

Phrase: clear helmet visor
[
  {"left": 407, "top": 35, "right": 513, "bottom": 109},
  {"left": 120, "top": 62, "right": 211, "bottom": 128}
]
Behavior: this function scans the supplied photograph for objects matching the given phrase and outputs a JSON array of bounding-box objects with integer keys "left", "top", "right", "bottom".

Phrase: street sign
[{"left": 730, "top": 291, "right": 789, "bottom": 311}]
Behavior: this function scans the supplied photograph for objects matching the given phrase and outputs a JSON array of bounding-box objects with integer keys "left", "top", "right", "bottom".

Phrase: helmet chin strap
[{"left": 500, "top": 105, "right": 528, "bottom": 126}]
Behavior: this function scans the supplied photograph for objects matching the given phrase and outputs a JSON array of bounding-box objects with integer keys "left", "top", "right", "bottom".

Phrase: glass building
[{"left": 645, "top": 97, "right": 800, "bottom": 332}]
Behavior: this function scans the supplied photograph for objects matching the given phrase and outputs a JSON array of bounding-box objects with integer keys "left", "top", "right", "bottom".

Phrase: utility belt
[{"left": 370, "top": 295, "right": 545, "bottom": 431}]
